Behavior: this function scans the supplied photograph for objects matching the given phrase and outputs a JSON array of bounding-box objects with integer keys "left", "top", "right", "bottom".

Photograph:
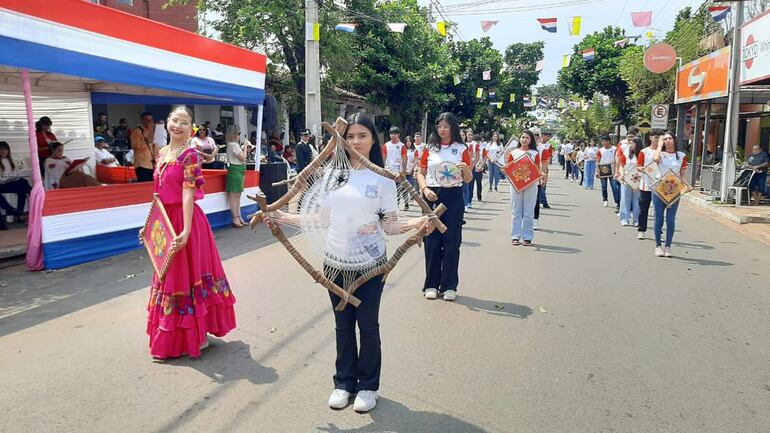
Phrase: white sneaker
[
  {"left": 442, "top": 290, "right": 457, "bottom": 301},
  {"left": 655, "top": 246, "right": 664, "bottom": 257},
  {"left": 602, "top": 201, "right": 609, "bottom": 207},
  {"left": 353, "top": 390, "right": 378, "bottom": 413},
  {"left": 468, "top": 203, "right": 473, "bottom": 209},
  {"left": 637, "top": 231, "right": 645, "bottom": 240},
  {"left": 533, "top": 219, "right": 539, "bottom": 230},
  {"left": 620, "top": 220, "right": 630, "bottom": 226},
  {"left": 328, "top": 389, "right": 351, "bottom": 409},
  {"left": 664, "top": 246, "right": 672, "bottom": 258},
  {"left": 424, "top": 288, "right": 438, "bottom": 300}
]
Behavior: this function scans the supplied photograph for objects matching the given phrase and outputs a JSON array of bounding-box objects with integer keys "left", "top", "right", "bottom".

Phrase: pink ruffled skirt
[{"left": 146, "top": 203, "right": 236, "bottom": 359}]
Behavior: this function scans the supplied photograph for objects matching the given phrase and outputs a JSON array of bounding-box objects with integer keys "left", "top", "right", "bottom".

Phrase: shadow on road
[
  {"left": 464, "top": 217, "right": 492, "bottom": 221},
  {"left": 532, "top": 244, "right": 581, "bottom": 254},
  {"left": 461, "top": 241, "right": 481, "bottom": 247},
  {"left": 668, "top": 256, "right": 733, "bottom": 267},
  {"left": 164, "top": 340, "right": 279, "bottom": 385},
  {"left": 538, "top": 228, "right": 583, "bottom": 237},
  {"left": 454, "top": 295, "right": 533, "bottom": 319},
  {"left": 672, "top": 241, "right": 716, "bottom": 250},
  {"left": 316, "top": 398, "right": 489, "bottom": 433},
  {"left": 462, "top": 227, "right": 490, "bottom": 232}
]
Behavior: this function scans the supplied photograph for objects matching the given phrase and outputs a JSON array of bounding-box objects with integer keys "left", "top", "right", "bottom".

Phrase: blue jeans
[
  {"left": 571, "top": 163, "right": 580, "bottom": 180},
  {"left": 601, "top": 177, "right": 620, "bottom": 204},
  {"left": 510, "top": 184, "right": 538, "bottom": 241},
  {"left": 652, "top": 194, "right": 680, "bottom": 247},
  {"left": 584, "top": 161, "right": 596, "bottom": 189},
  {"left": 487, "top": 162, "right": 500, "bottom": 189},
  {"left": 620, "top": 184, "right": 640, "bottom": 224},
  {"left": 539, "top": 184, "right": 548, "bottom": 205},
  {"left": 463, "top": 181, "right": 471, "bottom": 206}
]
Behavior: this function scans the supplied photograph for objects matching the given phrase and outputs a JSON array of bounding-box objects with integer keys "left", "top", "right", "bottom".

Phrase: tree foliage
[{"left": 558, "top": 26, "right": 633, "bottom": 126}]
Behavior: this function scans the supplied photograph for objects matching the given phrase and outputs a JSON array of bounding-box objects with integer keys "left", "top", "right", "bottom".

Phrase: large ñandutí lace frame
[{"left": 250, "top": 118, "right": 447, "bottom": 311}]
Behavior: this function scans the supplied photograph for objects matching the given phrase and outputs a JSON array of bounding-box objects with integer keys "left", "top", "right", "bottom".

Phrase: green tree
[
  {"left": 558, "top": 26, "right": 633, "bottom": 126},
  {"left": 556, "top": 95, "right": 614, "bottom": 141}
]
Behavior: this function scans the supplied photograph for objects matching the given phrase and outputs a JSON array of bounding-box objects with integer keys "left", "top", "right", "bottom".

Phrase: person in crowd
[
  {"left": 746, "top": 144, "right": 769, "bottom": 205},
  {"left": 486, "top": 132, "right": 503, "bottom": 192},
  {"left": 583, "top": 139, "right": 598, "bottom": 190},
  {"left": 507, "top": 130, "right": 541, "bottom": 246},
  {"left": 146, "top": 105, "right": 237, "bottom": 360},
  {"left": 0, "top": 141, "right": 32, "bottom": 227},
  {"left": 296, "top": 129, "right": 318, "bottom": 173},
  {"left": 211, "top": 123, "right": 226, "bottom": 145},
  {"left": 282, "top": 145, "right": 297, "bottom": 169},
  {"left": 130, "top": 112, "right": 157, "bottom": 182},
  {"left": 93, "top": 112, "right": 113, "bottom": 141},
  {"left": 470, "top": 134, "right": 487, "bottom": 204},
  {"left": 416, "top": 112, "right": 472, "bottom": 302},
  {"left": 267, "top": 143, "right": 284, "bottom": 163},
  {"left": 59, "top": 159, "right": 100, "bottom": 189},
  {"left": 464, "top": 129, "right": 477, "bottom": 209},
  {"left": 570, "top": 142, "right": 581, "bottom": 182},
  {"left": 403, "top": 135, "right": 420, "bottom": 210},
  {"left": 459, "top": 129, "right": 471, "bottom": 210},
  {"left": 596, "top": 135, "right": 620, "bottom": 210},
  {"left": 537, "top": 131, "right": 553, "bottom": 208},
  {"left": 617, "top": 137, "right": 642, "bottom": 226},
  {"left": 635, "top": 129, "right": 662, "bottom": 240},
  {"left": 616, "top": 128, "right": 639, "bottom": 170},
  {"left": 557, "top": 142, "right": 564, "bottom": 169},
  {"left": 384, "top": 126, "right": 407, "bottom": 176},
  {"left": 94, "top": 136, "right": 119, "bottom": 167},
  {"left": 563, "top": 140, "right": 575, "bottom": 181},
  {"left": 112, "top": 118, "right": 131, "bottom": 147},
  {"left": 575, "top": 143, "right": 586, "bottom": 187},
  {"left": 43, "top": 142, "right": 70, "bottom": 190},
  {"left": 414, "top": 132, "right": 425, "bottom": 156},
  {"left": 651, "top": 131, "right": 688, "bottom": 257},
  {"left": 192, "top": 125, "right": 218, "bottom": 168},
  {"left": 225, "top": 125, "right": 252, "bottom": 228},
  {"left": 35, "top": 116, "right": 57, "bottom": 170}
]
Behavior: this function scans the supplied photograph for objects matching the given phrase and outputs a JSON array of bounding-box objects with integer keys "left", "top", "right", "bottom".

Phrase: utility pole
[
  {"left": 305, "top": 0, "right": 322, "bottom": 140},
  {"left": 719, "top": 0, "right": 745, "bottom": 201}
]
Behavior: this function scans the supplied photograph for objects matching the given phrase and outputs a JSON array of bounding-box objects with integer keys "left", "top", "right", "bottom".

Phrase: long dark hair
[
  {"left": 630, "top": 138, "right": 642, "bottom": 159},
  {"left": 344, "top": 112, "right": 384, "bottom": 168},
  {"left": 35, "top": 116, "right": 52, "bottom": 133},
  {"left": 519, "top": 130, "right": 536, "bottom": 150},
  {"left": 428, "top": 112, "right": 463, "bottom": 151},
  {"left": 661, "top": 131, "right": 680, "bottom": 159},
  {"left": 0, "top": 141, "right": 14, "bottom": 172}
]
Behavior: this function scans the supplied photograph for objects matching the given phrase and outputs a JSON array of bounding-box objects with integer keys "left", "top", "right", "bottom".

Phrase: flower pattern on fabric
[
  {"left": 148, "top": 273, "right": 231, "bottom": 316},
  {"left": 183, "top": 152, "right": 205, "bottom": 189},
  {"left": 151, "top": 220, "right": 167, "bottom": 258}
]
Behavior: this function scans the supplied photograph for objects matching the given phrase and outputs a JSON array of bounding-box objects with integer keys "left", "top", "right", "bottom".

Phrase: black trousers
[
  {"left": 470, "top": 170, "right": 484, "bottom": 200},
  {"left": 565, "top": 160, "right": 573, "bottom": 178},
  {"left": 638, "top": 190, "right": 652, "bottom": 233},
  {"left": 327, "top": 271, "right": 384, "bottom": 393},
  {"left": 135, "top": 166, "right": 154, "bottom": 182},
  {"left": 534, "top": 185, "right": 541, "bottom": 220},
  {"left": 423, "top": 186, "right": 464, "bottom": 292},
  {"left": 0, "top": 178, "right": 31, "bottom": 215}
]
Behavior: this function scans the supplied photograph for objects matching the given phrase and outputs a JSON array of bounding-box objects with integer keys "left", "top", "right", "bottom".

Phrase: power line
[{"left": 439, "top": 0, "right": 603, "bottom": 16}]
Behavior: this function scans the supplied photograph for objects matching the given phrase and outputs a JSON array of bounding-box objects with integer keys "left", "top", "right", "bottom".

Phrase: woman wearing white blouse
[
  {"left": 225, "top": 125, "right": 252, "bottom": 228},
  {"left": 652, "top": 132, "right": 688, "bottom": 258}
]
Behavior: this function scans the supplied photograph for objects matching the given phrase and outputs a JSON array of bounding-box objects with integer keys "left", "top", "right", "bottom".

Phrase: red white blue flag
[
  {"left": 708, "top": 6, "right": 730, "bottom": 22},
  {"left": 537, "top": 18, "right": 557, "bottom": 33},
  {"left": 582, "top": 49, "right": 595, "bottom": 61}
]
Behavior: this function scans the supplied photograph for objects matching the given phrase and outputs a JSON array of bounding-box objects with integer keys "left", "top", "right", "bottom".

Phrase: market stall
[{"left": 0, "top": 0, "right": 267, "bottom": 269}]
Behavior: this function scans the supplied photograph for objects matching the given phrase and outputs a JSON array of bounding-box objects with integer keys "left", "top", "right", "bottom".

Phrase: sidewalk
[{"left": 680, "top": 190, "right": 770, "bottom": 224}]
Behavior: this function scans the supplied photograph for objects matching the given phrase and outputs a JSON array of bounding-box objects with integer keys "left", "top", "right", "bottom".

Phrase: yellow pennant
[
  {"left": 509, "top": 94, "right": 515, "bottom": 102},
  {"left": 562, "top": 54, "right": 571, "bottom": 68},
  {"left": 476, "top": 88, "right": 483, "bottom": 98},
  {"left": 496, "top": 102, "right": 503, "bottom": 109},
  {"left": 569, "top": 16, "right": 581, "bottom": 36},
  {"left": 436, "top": 21, "right": 447, "bottom": 37}
]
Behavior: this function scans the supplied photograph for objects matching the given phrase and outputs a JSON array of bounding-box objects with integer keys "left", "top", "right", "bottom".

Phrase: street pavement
[{"left": 2, "top": 164, "right": 769, "bottom": 433}]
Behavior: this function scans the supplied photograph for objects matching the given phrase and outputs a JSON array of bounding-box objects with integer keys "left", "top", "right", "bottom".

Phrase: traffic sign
[
  {"left": 651, "top": 104, "right": 669, "bottom": 129},
  {"left": 638, "top": 121, "right": 651, "bottom": 134}
]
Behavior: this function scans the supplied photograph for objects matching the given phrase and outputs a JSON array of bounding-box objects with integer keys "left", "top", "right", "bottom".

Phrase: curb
[{"left": 680, "top": 192, "right": 770, "bottom": 224}]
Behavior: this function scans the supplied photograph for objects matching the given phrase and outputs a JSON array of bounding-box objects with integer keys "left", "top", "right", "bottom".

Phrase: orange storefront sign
[{"left": 675, "top": 46, "right": 730, "bottom": 104}]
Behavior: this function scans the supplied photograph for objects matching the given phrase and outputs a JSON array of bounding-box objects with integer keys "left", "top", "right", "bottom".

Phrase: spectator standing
[
  {"left": 295, "top": 129, "right": 318, "bottom": 173},
  {"left": 130, "top": 112, "right": 157, "bottom": 182},
  {"left": 225, "top": 125, "right": 252, "bottom": 228},
  {"left": 191, "top": 126, "right": 218, "bottom": 168},
  {"left": 746, "top": 144, "right": 769, "bottom": 205},
  {"left": 93, "top": 112, "right": 113, "bottom": 141}
]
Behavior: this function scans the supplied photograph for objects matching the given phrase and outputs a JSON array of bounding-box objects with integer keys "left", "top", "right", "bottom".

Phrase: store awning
[{"left": 0, "top": 0, "right": 267, "bottom": 105}]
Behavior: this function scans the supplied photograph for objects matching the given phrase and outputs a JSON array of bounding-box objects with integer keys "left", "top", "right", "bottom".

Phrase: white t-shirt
[
  {"left": 404, "top": 146, "right": 420, "bottom": 173},
  {"left": 384, "top": 141, "right": 406, "bottom": 172},
  {"left": 420, "top": 142, "right": 470, "bottom": 188},
  {"left": 597, "top": 146, "right": 616, "bottom": 165},
  {"left": 192, "top": 136, "right": 216, "bottom": 152},
  {"left": 227, "top": 141, "right": 245, "bottom": 166},
  {"left": 637, "top": 147, "right": 657, "bottom": 191},
  {"left": 487, "top": 142, "right": 503, "bottom": 164},
  {"left": 659, "top": 151, "right": 688, "bottom": 174},
  {"left": 584, "top": 146, "right": 598, "bottom": 161},
  {"left": 94, "top": 148, "right": 119, "bottom": 167},
  {"left": 562, "top": 143, "right": 574, "bottom": 157},
  {"left": 320, "top": 168, "right": 398, "bottom": 267}
]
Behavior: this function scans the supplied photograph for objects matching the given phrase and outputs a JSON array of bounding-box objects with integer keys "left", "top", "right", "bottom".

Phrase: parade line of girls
[{"left": 560, "top": 128, "right": 688, "bottom": 258}]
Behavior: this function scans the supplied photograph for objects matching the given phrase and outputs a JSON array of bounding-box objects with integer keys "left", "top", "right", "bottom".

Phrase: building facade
[{"left": 87, "top": 0, "right": 198, "bottom": 32}]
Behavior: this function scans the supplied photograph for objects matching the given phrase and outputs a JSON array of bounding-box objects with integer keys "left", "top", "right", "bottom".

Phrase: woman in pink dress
[{"left": 146, "top": 105, "right": 236, "bottom": 359}]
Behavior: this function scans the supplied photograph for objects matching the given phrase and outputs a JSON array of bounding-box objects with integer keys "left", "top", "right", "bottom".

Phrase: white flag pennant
[
  {"left": 482, "top": 70, "right": 491, "bottom": 81},
  {"left": 481, "top": 20, "right": 499, "bottom": 33},
  {"left": 387, "top": 23, "right": 406, "bottom": 33},
  {"left": 536, "top": 59, "right": 545, "bottom": 72}
]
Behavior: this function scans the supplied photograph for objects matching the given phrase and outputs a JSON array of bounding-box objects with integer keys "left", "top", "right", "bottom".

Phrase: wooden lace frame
[{"left": 250, "top": 117, "right": 447, "bottom": 311}]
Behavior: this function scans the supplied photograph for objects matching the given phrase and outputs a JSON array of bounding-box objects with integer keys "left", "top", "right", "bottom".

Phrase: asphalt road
[{"left": 2, "top": 166, "right": 769, "bottom": 433}]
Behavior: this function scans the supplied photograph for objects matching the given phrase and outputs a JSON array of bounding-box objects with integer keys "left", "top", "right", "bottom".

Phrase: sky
[{"left": 417, "top": 0, "right": 707, "bottom": 85}]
